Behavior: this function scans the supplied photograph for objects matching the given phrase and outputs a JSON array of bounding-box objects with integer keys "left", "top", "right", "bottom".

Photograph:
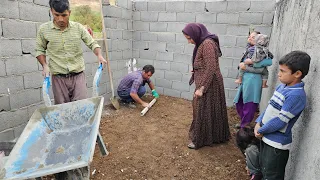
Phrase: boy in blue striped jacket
[{"left": 254, "top": 51, "right": 311, "bottom": 180}]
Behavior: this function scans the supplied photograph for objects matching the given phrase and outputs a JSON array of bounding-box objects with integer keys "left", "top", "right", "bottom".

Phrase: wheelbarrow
[{"left": 0, "top": 65, "right": 108, "bottom": 180}]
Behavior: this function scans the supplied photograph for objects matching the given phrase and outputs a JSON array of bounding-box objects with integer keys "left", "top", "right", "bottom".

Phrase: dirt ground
[{"left": 90, "top": 95, "right": 250, "bottom": 180}]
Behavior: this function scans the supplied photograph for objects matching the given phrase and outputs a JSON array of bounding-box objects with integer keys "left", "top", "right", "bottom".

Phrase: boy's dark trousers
[{"left": 260, "top": 141, "right": 289, "bottom": 180}]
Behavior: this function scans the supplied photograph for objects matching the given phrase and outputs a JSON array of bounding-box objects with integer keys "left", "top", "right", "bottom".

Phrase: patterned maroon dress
[{"left": 189, "top": 39, "right": 230, "bottom": 149}]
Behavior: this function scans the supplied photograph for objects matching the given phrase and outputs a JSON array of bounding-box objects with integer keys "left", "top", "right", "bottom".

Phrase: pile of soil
[{"left": 90, "top": 95, "right": 249, "bottom": 180}]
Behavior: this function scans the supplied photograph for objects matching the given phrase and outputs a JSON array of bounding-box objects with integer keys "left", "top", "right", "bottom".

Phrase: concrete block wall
[
  {"left": 259, "top": 0, "right": 320, "bottom": 179},
  {"left": 102, "top": 0, "right": 133, "bottom": 96},
  {"left": 0, "top": 0, "right": 107, "bottom": 142},
  {"left": 132, "top": 0, "right": 275, "bottom": 105}
]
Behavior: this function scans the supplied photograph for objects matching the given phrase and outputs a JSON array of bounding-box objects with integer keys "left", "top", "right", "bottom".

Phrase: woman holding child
[
  {"left": 234, "top": 31, "right": 272, "bottom": 129},
  {"left": 182, "top": 23, "right": 230, "bottom": 149}
]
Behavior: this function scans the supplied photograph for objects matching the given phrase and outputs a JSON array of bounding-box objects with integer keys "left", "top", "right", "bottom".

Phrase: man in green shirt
[{"left": 36, "top": 0, "right": 107, "bottom": 104}]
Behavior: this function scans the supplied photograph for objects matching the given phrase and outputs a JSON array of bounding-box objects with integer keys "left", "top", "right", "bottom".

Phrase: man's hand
[
  {"left": 254, "top": 123, "right": 263, "bottom": 139},
  {"left": 142, "top": 102, "right": 149, "bottom": 108},
  {"left": 98, "top": 55, "right": 108, "bottom": 66},
  {"left": 239, "top": 62, "right": 246, "bottom": 70},
  {"left": 244, "top": 58, "right": 253, "bottom": 65},
  {"left": 152, "top": 89, "right": 159, "bottom": 98},
  {"left": 42, "top": 64, "right": 50, "bottom": 77}
]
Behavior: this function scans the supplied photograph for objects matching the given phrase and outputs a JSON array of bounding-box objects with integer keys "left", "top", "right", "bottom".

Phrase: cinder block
[
  {"left": 181, "top": 92, "right": 193, "bottom": 100},
  {"left": 117, "top": 40, "right": 130, "bottom": 50},
  {"left": 133, "top": 49, "right": 139, "bottom": 58},
  {"left": 263, "top": 12, "right": 274, "bottom": 25},
  {"left": 153, "top": 69, "right": 165, "bottom": 79},
  {"left": 26, "top": 102, "right": 44, "bottom": 120},
  {"left": 2, "top": 19, "right": 36, "bottom": 38},
  {"left": 171, "top": 62, "right": 189, "bottom": 73},
  {"left": 83, "top": 52, "right": 97, "bottom": 64},
  {"left": 34, "top": 0, "right": 50, "bottom": 7},
  {"left": 0, "top": 128, "right": 15, "bottom": 142},
  {"left": 140, "top": 50, "right": 156, "bottom": 60},
  {"left": 107, "top": 28, "right": 122, "bottom": 39},
  {"left": 108, "top": 61, "right": 118, "bottom": 71},
  {"left": 0, "top": 60, "right": 6, "bottom": 76},
  {"left": 228, "top": 88, "right": 238, "bottom": 99},
  {"left": 196, "top": 13, "right": 217, "bottom": 24},
  {"left": 148, "top": 42, "right": 166, "bottom": 52},
  {"left": 236, "top": 36, "right": 248, "bottom": 47},
  {"left": 163, "top": 88, "right": 181, "bottom": 98},
  {"left": 217, "top": 13, "right": 239, "bottom": 24},
  {"left": 167, "top": 22, "right": 187, "bottom": 33},
  {"left": 172, "top": 81, "right": 190, "bottom": 92},
  {"left": 157, "top": 33, "right": 175, "bottom": 43},
  {"left": 176, "top": 33, "right": 187, "bottom": 43},
  {"left": 133, "top": 31, "right": 141, "bottom": 40},
  {"left": 141, "top": 11, "right": 159, "bottom": 22},
  {"left": 6, "top": 55, "right": 39, "bottom": 76},
  {"left": 19, "top": 2, "right": 50, "bottom": 22},
  {"left": 122, "top": 9, "right": 132, "bottom": 20},
  {"left": 134, "top": 1, "right": 147, "bottom": 11},
  {"left": 117, "top": 19, "right": 128, "bottom": 30},
  {"left": 221, "top": 47, "right": 234, "bottom": 58},
  {"left": 220, "top": 35, "right": 237, "bottom": 47},
  {"left": 141, "top": 32, "right": 158, "bottom": 41},
  {"left": 0, "top": 108, "right": 29, "bottom": 132},
  {"left": 133, "top": 21, "right": 149, "bottom": 31},
  {"left": 117, "top": 0, "right": 128, "bottom": 9},
  {"left": 127, "top": 0, "right": 133, "bottom": 10},
  {"left": 165, "top": 71, "right": 182, "bottom": 81},
  {"left": 0, "top": 94, "right": 10, "bottom": 111},
  {"left": 154, "top": 86, "right": 164, "bottom": 95},
  {"left": 0, "top": 0, "right": 19, "bottom": 19},
  {"left": 133, "top": 41, "right": 148, "bottom": 50},
  {"left": 150, "top": 22, "right": 167, "bottom": 32},
  {"left": 14, "top": 124, "right": 26, "bottom": 139},
  {"left": 226, "top": 25, "right": 250, "bottom": 36},
  {"left": 123, "top": 49, "right": 132, "bottom": 59},
  {"left": 233, "top": 47, "right": 246, "bottom": 58},
  {"left": 182, "top": 73, "right": 192, "bottom": 82},
  {"left": 219, "top": 57, "right": 234, "bottom": 68},
  {"left": 250, "top": 1, "right": 275, "bottom": 12},
  {"left": 137, "top": 58, "right": 154, "bottom": 67},
  {"left": 103, "top": 5, "right": 122, "bottom": 18},
  {"left": 154, "top": 60, "right": 170, "bottom": 70},
  {"left": 220, "top": 66, "right": 229, "bottom": 77},
  {"left": 239, "top": 12, "right": 263, "bottom": 24},
  {"left": 184, "top": 44, "right": 194, "bottom": 55},
  {"left": 133, "top": 12, "right": 140, "bottom": 21},
  {"left": 166, "top": 2, "right": 185, "bottom": 12},
  {"left": 177, "top": 13, "right": 196, "bottom": 23},
  {"left": 148, "top": 2, "right": 166, "bottom": 11},
  {"left": 159, "top": 12, "right": 177, "bottom": 22},
  {"left": 0, "top": 76, "right": 24, "bottom": 94},
  {"left": 223, "top": 78, "right": 238, "bottom": 89},
  {"left": 105, "top": 18, "right": 117, "bottom": 29},
  {"left": 117, "top": 60, "right": 127, "bottom": 70},
  {"left": 227, "top": 1, "right": 250, "bottom": 11},
  {"left": 173, "top": 53, "right": 192, "bottom": 63},
  {"left": 206, "top": 24, "right": 228, "bottom": 35},
  {"left": 22, "top": 39, "right": 36, "bottom": 55},
  {"left": 155, "top": 78, "right": 172, "bottom": 88},
  {"left": 24, "top": 72, "right": 42, "bottom": 89},
  {"left": 167, "top": 43, "right": 184, "bottom": 53},
  {"left": 156, "top": 52, "right": 174, "bottom": 61},
  {"left": 254, "top": 26, "right": 272, "bottom": 36},
  {"left": 0, "top": 20, "right": 2, "bottom": 37},
  {"left": 109, "top": 51, "right": 122, "bottom": 60},
  {"left": 228, "top": 67, "right": 238, "bottom": 78},
  {"left": 185, "top": 2, "right": 205, "bottom": 12},
  {"left": 226, "top": 98, "right": 234, "bottom": 107},
  {"left": 205, "top": 2, "right": 228, "bottom": 12},
  {"left": 84, "top": 63, "right": 93, "bottom": 76},
  {"left": 10, "top": 89, "right": 41, "bottom": 109}
]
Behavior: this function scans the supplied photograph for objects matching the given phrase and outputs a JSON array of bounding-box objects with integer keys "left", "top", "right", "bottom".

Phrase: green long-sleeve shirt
[{"left": 36, "top": 21, "right": 100, "bottom": 75}]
